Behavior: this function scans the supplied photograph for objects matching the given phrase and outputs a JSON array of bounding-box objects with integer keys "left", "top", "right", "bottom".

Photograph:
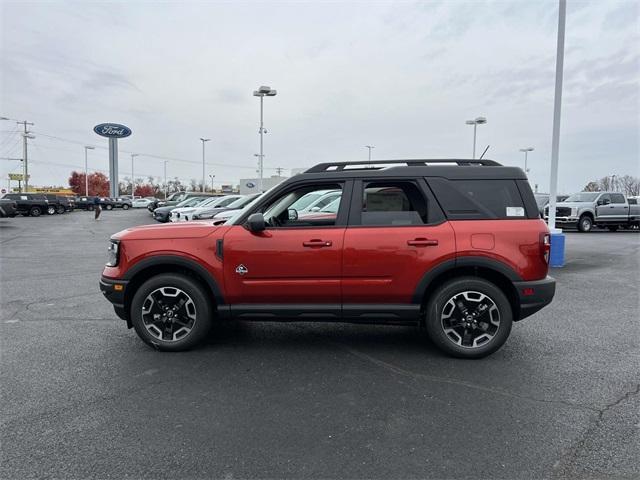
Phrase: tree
[
  {"left": 618, "top": 175, "right": 640, "bottom": 197},
  {"left": 134, "top": 184, "right": 155, "bottom": 197},
  {"left": 68, "top": 171, "right": 109, "bottom": 196},
  {"left": 582, "top": 181, "right": 600, "bottom": 192}
]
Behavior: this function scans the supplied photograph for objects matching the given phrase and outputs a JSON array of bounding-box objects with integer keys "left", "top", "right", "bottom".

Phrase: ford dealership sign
[{"left": 93, "top": 123, "right": 132, "bottom": 138}]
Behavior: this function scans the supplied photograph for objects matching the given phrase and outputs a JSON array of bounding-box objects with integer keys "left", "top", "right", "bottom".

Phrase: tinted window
[
  {"left": 429, "top": 178, "right": 526, "bottom": 220},
  {"left": 599, "top": 194, "right": 611, "bottom": 203},
  {"left": 629, "top": 198, "right": 637, "bottom": 205},
  {"left": 361, "top": 181, "right": 428, "bottom": 225},
  {"left": 263, "top": 183, "right": 344, "bottom": 228},
  {"left": 611, "top": 193, "right": 626, "bottom": 204}
]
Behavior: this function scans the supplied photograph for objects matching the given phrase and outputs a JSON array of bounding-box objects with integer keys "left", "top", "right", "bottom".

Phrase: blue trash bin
[{"left": 549, "top": 231, "right": 565, "bottom": 267}]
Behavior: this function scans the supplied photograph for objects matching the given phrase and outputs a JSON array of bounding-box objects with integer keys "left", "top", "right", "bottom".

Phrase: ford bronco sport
[{"left": 100, "top": 159, "right": 555, "bottom": 358}]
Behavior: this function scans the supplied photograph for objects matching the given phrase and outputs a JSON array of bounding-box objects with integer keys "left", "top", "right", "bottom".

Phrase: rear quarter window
[{"left": 428, "top": 178, "right": 534, "bottom": 220}]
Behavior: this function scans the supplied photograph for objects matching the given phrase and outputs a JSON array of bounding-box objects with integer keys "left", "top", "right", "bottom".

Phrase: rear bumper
[
  {"left": 100, "top": 276, "right": 129, "bottom": 322},
  {"left": 513, "top": 276, "right": 556, "bottom": 320}
]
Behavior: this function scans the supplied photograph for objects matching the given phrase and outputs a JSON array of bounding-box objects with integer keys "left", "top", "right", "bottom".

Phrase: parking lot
[{"left": 1, "top": 209, "right": 638, "bottom": 479}]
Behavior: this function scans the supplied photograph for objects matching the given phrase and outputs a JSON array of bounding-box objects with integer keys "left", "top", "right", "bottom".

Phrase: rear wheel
[
  {"left": 105, "top": 204, "right": 113, "bottom": 210},
  {"left": 56, "top": 205, "right": 65, "bottom": 214},
  {"left": 46, "top": 205, "right": 56, "bottom": 215},
  {"left": 88, "top": 205, "right": 94, "bottom": 211},
  {"left": 131, "top": 273, "right": 213, "bottom": 351},
  {"left": 123, "top": 204, "right": 130, "bottom": 210},
  {"left": 30, "top": 207, "right": 42, "bottom": 217},
  {"left": 578, "top": 214, "right": 593, "bottom": 232},
  {"left": 425, "top": 277, "right": 513, "bottom": 359}
]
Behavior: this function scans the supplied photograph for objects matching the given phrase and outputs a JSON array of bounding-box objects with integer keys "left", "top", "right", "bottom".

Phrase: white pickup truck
[{"left": 545, "top": 191, "right": 640, "bottom": 232}]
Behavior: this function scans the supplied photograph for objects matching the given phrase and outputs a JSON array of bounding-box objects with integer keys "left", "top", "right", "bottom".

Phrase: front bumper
[
  {"left": 513, "top": 276, "right": 556, "bottom": 320},
  {"left": 544, "top": 216, "right": 578, "bottom": 224},
  {"left": 100, "top": 276, "right": 130, "bottom": 323}
]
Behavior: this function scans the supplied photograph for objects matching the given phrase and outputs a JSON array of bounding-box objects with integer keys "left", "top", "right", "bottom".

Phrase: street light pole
[
  {"left": 209, "top": 174, "right": 215, "bottom": 192},
  {"left": 199, "top": 138, "right": 210, "bottom": 192},
  {"left": 130, "top": 153, "right": 139, "bottom": 196},
  {"left": 465, "top": 117, "right": 487, "bottom": 159},
  {"left": 519, "top": 147, "right": 534, "bottom": 174},
  {"left": 253, "top": 86, "right": 277, "bottom": 192},
  {"left": 365, "top": 145, "right": 375, "bottom": 166},
  {"left": 18, "top": 120, "right": 34, "bottom": 192},
  {"left": 84, "top": 146, "right": 95, "bottom": 195},
  {"left": 163, "top": 160, "right": 168, "bottom": 199}
]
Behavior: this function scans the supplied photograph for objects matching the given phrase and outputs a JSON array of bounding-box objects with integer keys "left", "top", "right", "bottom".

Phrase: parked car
[
  {"left": 291, "top": 189, "right": 342, "bottom": 213},
  {"left": 533, "top": 193, "right": 569, "bottom": 216},
  {"left": 100, "top": 158, "right": 555, "bottom": 359},
  {"left": 149, "top": 192, "right": 220, "bottom": 212},
  {"left": 132, "top": 198, "right": 155, "bottom": 208},
  {"left": 43, "top": 194, "right": 73, "bottom": 214},
  {"left": 0, "top": 198, "right": 17, "bottom": 217},
  {"left": 2, "top": 193, "right": 50, "bottom": 217},
  {"left": 153, "top": 196, "right": 209, "bottom": 223},
  {"left": 75, "top": 196, "right": 98, "bottom": 210},
  {"left": 545, "top": 191, "right": 640, "bottom": 231},
  {"left": 97, "top": 197, "right": 117, "bottom": 210},
  {"left": 190, "top": 193, "right": 261, "bottom": 221},
  {"left": 111, "top": 197, "right": 133, "bottom": 210},
  {"left": 171, "top": 195, "right": 244, "bottom": 222},
  {"left": 63, "top": 196, "right": 76, "bottom": 211}
]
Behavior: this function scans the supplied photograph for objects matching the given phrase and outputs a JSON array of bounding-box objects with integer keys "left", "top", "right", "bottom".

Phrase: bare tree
[
  {"left": 583, "top": 181, "right": 600, "bottom": 192},
  {"left": 618, "top": 175, "right": 640, "bottom": 197}
]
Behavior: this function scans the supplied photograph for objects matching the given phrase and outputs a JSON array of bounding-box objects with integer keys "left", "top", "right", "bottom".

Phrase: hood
[
  {"left": 194, "top": 206, "right": 231, "bottom": 215},
  {"left": 552, "top": 201, "right": 590, "bottom": 209},
  {"left": 173, "top": 207, "right": 196, "bottom": 214},
  {"left": 153, "top": 205, "right": 178, "bottom": 214},
  {"left": 112, "top": 221, "right": 218, "bottom": 240}
]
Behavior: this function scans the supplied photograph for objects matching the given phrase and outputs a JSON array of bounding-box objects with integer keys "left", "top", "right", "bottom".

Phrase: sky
[{"left": 1, "top": 0, "right": 638, "bottom": 194}]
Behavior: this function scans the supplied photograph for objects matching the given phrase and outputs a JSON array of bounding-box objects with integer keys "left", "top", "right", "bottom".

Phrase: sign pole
[{"left": 109, "top": 138, "right": 118, "bottom": 197}]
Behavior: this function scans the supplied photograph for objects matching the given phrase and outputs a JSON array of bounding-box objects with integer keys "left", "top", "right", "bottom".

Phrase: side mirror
[
  {"left": 288, "top": 208, "right": 298, "bottom": 221},
  {"left": 598, "top": 198, "right": 610, "bottom": 206},
  {"left": 246, "top": 212, "right": 265, "bottom": 232},
  {"left": 310, "top": 206, "right": 321, "bottom": 212}
]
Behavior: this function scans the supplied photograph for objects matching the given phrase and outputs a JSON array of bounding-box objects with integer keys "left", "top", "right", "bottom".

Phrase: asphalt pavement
[{"left": 1, "top": 209, "right": 638, "bottom": 479}]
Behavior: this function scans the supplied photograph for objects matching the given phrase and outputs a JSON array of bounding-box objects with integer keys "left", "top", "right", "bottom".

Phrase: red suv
[{"left": 100, "top": 159, "right": 555, "bottom": 358}]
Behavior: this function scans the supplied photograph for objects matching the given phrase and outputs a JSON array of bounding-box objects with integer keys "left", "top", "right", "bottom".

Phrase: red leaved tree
[
  {"left": 134, "top": 184, "right": 155, "bottom": 197},
  {"left": 68, "top": 171, "right": 110, "bottom": 196}
]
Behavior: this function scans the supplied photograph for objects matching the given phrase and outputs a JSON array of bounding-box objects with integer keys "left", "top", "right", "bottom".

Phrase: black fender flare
[
  {"left": 412, "top": 256, "right": 522, "bottom": 304},
  {"left": 123, "top": 255, "right": 225, "bottom": 305}
]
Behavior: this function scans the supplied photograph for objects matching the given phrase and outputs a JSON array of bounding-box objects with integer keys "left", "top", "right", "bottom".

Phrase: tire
[
  {"left": 578, "top": 214, "right": 593, "bottom": 232},
  {"left": 424, "top": 277, "right": 513, "bottom": 359},
  {"left": 123, "top": 204, "right": 130, "bottom": 210},
  {"left": 130, "top": 273, "right": 213, "bottom": 352},
  {"left": 30, "top": 207, "right": 42, "bottom": 217},
  {"left": 88, "top": 205, "right": 95, "bottom": 211},
  {"left": 46, "top": 206, "right": 56, "bottom": 215},
  {"left": 105, "top": 204, "right": 113, "bottom": 210},
  {"left": 607, "top": 225, "right": 619, "bottom": 232},
  {"left": 56, "top": 205, "right": 65, "bottom": 214}
]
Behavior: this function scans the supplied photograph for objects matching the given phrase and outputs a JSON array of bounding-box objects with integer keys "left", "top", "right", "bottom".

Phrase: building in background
[{"left": 239, "top": 175, "right": 288, "bottom": 194}]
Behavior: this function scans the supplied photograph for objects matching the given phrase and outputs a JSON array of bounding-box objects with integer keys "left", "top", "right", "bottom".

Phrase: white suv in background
[{"left": 170, "top": 195, "right": 242, "bottom": 222}]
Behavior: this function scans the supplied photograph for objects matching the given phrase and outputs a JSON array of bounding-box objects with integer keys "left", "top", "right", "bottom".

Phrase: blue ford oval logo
[
  {"left": 93, "top": 123, "right": 132, "bottom": 138},
  {"left": 246, "top": 182, "right": 256, "bottom": 188}
]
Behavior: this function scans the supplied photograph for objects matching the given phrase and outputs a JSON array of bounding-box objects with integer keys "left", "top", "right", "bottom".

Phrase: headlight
[
  {"left": 571, "top": 207, "right": 578, "bottom": 216},
  {"left": 193, "top": 212, "right": 215, "bottom": 220},
  {"left": 106, "top": 240, "right": 119, "bottom": 267}
]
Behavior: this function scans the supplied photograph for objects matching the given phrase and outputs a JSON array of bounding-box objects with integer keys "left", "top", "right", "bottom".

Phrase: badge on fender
[{"left": 235, "top": 264, "right": 248, "bottom": 275}]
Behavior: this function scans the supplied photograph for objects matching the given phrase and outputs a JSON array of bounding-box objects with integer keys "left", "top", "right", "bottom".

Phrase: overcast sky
[{"left": 1, "top": 0, "right": 638, "bottom": 194}]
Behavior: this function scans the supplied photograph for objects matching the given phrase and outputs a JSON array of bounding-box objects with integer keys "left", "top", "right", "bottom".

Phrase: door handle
[
  {"left": 303, "top": 239, "right": 332, "bottom": 247},
  {"left": 407, "top": 238, "right": 438, "bottom": 247}
]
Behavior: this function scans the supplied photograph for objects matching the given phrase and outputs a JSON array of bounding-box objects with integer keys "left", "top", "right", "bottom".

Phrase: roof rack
[{"left": 305, "top": 159, "right": 502, "bottom": 173}]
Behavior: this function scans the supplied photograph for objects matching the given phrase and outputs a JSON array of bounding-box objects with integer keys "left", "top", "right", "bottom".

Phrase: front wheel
[
  {"left": 424, "top": 277, "right": 513, "bottom": 359},
  {"left": 105, "top": 204, "right": 113, "bottom": 210},
  {"left": 30, "top": 207, "right": 42, "bottom": 217},
  {"left": 123, "top": 204, "right": 130, "bottom": 210},
  {"left": 56, "top": 205, "right": 65, "bottom": 214},
  {"left": 131, "top": 273, "right": 213, "bottom": 351},
  {"left": 578, "top": 215, "right": 593, "bottom": 232},
  {"left": 46, "top": 206, "right": 56, "bottom": 215}
]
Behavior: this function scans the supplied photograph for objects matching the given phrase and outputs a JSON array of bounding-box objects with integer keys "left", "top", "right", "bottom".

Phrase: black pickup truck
[
  {"left": 2, "top": 193, "right": 50, "bottom": 217},
  {"left": 43, "top": 194, "right": 73, "bottom": 214}
]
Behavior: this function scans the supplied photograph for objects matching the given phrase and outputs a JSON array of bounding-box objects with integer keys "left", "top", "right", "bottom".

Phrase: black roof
[{"left": 297, "top": 159, "right": 527, "bottom": 181}]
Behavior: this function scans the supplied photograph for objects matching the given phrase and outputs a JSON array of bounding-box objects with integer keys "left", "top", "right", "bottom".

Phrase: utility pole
[
  {"left": 199, "top": 138, "right": 210, "bottom": 192},
  {"left": 18, "top": 120, "right": 34, "bottom": 192},
  {"left": 130, "top": 153, "right": 139, "bottom": 196},
  {"left": 209, "top": 174, "right": 215, "bottom": 192},
  {"left": 275, "top": 167, "right": 284, "bottom": 176}
]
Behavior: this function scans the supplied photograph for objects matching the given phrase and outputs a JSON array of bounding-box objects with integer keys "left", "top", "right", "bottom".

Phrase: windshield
[
  {"left": 565, "top": 192, "right": 599, "bottom": 202},
  {"left": 227, "top": 193, "right": 260, "bottom": 209},
  {"left": 176, "top": 197, "right": 204, "bottom": 208},
  {"left": 321, "top": 198, "right": 341, "bottom": 213}
]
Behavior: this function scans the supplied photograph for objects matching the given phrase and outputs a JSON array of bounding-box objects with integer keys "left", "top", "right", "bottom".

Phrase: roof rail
[{"left": 304, "top": 159, "right": 502, "bottom": 173}]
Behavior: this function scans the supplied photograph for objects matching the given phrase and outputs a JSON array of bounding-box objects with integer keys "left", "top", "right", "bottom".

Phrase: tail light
[{"left": 541, "top": 233, "right": 550, "bottom": 263}]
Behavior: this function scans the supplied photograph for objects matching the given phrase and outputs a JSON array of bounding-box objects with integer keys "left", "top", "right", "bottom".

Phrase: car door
[
  {"left": 609, "top": 193, "right": 628, "bottom": 221},
  {"left": 341, "top": 179, "right": 456, "bottom": 320},
  {"left": 222, "top": 181, "right": 352, "bottom": 318},
  {"left": 595, "top": 193, "right": 612, "bottom": 221}
]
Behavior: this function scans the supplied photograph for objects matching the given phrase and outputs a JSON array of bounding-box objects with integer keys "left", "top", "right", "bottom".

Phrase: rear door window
[
  {"left": 611, "top": 193, "right": 626, "bottom": 204},
  {"left": 360, "top": 181, "right": 429, "bottom": 226},
  {"left": 428, "top": 178, "right": 528, "bottom": 220}
]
